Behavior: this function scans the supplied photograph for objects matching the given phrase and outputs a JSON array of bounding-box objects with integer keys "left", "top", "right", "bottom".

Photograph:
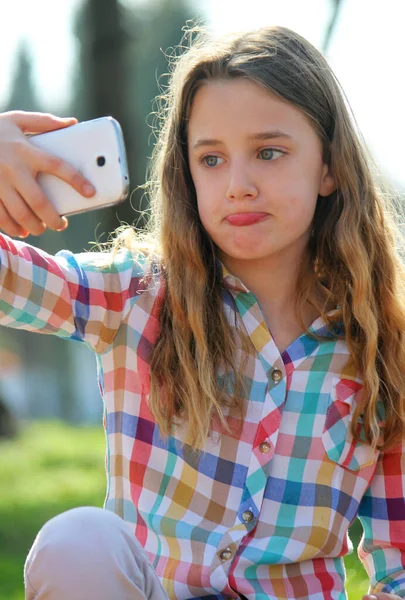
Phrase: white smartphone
[{"left": 29, "top": 117, "right": 130, "bottom": 217}]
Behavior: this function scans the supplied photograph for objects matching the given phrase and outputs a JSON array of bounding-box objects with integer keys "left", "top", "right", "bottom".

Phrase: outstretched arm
[{"left": 0, "top": 111, "right": 148, "bottom": 353}]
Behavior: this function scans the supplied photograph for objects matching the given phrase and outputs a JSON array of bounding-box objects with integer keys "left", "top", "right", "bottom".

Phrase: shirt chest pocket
[{"left": 321, "top": 377, "right": 379, "bottom": 471}]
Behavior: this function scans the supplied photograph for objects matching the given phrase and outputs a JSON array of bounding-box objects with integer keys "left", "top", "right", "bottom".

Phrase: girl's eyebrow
[{"left": 191, "top": 130, "right": 293, "bottom": 150}]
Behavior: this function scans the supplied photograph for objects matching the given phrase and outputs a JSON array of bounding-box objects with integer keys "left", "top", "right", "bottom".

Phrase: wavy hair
[{"left": 113, "top": 25, "right": 405, "bottom": 450}]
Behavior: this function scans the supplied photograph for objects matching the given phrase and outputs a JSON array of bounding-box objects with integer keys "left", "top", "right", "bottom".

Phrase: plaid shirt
[{"left": 1, "top": 233, "right": 405, "bottom": 600}]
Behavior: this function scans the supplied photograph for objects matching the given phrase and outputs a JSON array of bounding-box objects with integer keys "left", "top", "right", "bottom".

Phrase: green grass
[
  {"left": 0, "top": 421, "right": 106, "bottom": 600},
  {"left": 0, "top": 421, "right": 369, "bottom": 599}
]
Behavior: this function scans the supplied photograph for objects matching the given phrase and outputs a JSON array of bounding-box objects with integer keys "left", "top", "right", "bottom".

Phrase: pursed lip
[{"left": 225, "top": 212, "right": 270, "bottom": 226}]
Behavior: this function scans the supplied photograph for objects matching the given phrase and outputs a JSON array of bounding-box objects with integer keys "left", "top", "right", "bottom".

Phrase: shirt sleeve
[
  {"left": 0, "top": 233, "right": 150, "bottom": 353},
  {"left": 357, "top": 440, "right": 405, "bottom": 597}
]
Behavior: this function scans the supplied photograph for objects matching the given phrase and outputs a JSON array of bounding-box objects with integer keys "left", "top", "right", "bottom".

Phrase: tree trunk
[{"left": 86, "top": 0, "right": 138, "bottom": 231}]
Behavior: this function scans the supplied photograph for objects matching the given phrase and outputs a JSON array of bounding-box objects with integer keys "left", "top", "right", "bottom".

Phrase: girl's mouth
[{"left": 225, "top": 212, "right": 269, "bottom": 226}]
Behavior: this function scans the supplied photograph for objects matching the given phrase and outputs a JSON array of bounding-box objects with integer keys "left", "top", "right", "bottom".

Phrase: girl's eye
[
  {"left": 199, "top": 150, "right": 284, "bottom": 167},
  {"left": 201, "top": 155, "right": 224, "bottom": 167},
  {"left": 259, "top": 148, "right": 284, "bottom": 160}
]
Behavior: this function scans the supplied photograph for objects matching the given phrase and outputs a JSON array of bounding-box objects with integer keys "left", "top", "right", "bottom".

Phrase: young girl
[{"left": 0, "top": 25, "right": 404, "bottom": 600}]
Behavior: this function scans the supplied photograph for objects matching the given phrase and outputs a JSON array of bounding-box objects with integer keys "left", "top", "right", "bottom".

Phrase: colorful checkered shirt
[{"left": 1, "top": 233, "right": 405, "bottom": 600}]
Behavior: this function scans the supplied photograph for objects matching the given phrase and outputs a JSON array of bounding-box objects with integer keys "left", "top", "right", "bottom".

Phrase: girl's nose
[{"left": 226, "top": 165, "right": 258, "bottom": 201}]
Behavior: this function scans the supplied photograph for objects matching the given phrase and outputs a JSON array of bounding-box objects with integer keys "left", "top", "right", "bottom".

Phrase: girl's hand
[
  {"left": 363, "top": 594, "right": 403, "bottom": 599},
  {"left": 0, "top": 111, "right": 95, "bottom": 238}
]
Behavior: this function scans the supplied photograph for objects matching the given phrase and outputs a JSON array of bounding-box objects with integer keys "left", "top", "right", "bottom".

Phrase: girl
[{"left": 0, "top": 25, "right": 404, "bottom": 600}]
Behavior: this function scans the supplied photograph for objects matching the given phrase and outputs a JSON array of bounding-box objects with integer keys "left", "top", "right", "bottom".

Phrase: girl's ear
[{"left": 319, "top": 163, "right": 336, "bottom": 197}]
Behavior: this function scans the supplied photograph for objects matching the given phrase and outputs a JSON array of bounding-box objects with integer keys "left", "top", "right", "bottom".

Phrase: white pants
[{"left": 24, "top": 506, "right": 169, "bottom": 600}]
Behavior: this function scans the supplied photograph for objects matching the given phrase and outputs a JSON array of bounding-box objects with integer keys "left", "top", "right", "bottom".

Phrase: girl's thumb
[{"left": 6, "top": 111, "right": 77, "bottom": 134}]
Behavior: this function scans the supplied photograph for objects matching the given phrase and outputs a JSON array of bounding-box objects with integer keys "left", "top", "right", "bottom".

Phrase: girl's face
[{"left": 187, "top": 79, "right": 335, "bottom": 268}]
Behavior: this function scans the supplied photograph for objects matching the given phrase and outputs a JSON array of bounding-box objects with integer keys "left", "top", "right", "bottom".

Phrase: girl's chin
[{"left": 217, "top": 247, "right": 275, "bottom": 262}]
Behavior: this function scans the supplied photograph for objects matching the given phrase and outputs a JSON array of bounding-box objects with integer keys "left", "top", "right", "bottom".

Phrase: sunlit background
[
  {"left": 1, "top": 0, "right": 404, "bottom": 185},
  {"left": 0, "top": 1, "right": 403, "bottom": 597}
]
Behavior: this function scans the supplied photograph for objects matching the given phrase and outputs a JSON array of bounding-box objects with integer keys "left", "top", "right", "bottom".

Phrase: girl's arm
[
  {"left": 357, "top": 442, "right": 405, "bottom": 598},
  {"left": 0, "top": 233, "right": 141, "bottom": 353},
  {"left": 0, "top": 111, "right": 148, "bottom": 352}
]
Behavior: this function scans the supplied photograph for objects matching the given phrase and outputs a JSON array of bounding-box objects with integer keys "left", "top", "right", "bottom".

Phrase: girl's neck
[
  {"left": 218, "top": 249, "right": 322, "bottom": 351},
  {"left": 219, "top": 250, "right": 303, "bottom": 314}
]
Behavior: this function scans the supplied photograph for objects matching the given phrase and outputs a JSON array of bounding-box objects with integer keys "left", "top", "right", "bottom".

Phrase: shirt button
[
  {"left": 242, "top": 510, "right": 254, "bottom": 523},
  {"left": 271, "top": 368, "right": 282, "bottom": 383},
  {"left": 259, "top": 441, "right": 271, "bottom": 454},
  {"left": 219, "top": 547, "right": 233, "bottom": 561}
]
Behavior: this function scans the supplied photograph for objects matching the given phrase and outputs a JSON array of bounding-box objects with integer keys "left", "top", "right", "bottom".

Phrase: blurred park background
[{"left": 0, "top": 0, "right": 404, "bottom": 598}]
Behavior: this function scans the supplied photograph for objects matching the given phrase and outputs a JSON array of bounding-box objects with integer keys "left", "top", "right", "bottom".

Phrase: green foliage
[{"left": 0, "top": 421, "right": 369, "bottom": 599}]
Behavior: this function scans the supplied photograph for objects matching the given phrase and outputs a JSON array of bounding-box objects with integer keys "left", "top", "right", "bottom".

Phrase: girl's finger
[
  {"left": 0, "top": 199, "right": 30, "bottom": 238},
  {"left": 4, "top": 111, "right": 77, "bottom": 135},
  {"left": 14, "top": 171, "right": 66, "bottom": 231},
  {"left": 30, "top": 147, "right": 96, "bottom": 198},
  {"left": 0, "top": 184, "right": 46, "bottom": 236}
]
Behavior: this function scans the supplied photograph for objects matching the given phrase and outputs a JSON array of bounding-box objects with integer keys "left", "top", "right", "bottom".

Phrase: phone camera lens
[{"left": 97, "top": 156, "right": 106, "bottom": 167}]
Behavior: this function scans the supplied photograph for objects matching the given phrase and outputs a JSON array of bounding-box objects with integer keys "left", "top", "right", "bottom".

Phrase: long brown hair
[{"left": 113, "top": 25, "right": 405, "bottom": 450}]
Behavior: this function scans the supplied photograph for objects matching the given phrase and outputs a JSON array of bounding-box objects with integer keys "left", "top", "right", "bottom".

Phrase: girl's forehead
[
  {"left": 190, "top": 78, "right": 281, "bottom": 109},
  {"left": 187, "top": 79, "right": 314, "bottom": 143}
]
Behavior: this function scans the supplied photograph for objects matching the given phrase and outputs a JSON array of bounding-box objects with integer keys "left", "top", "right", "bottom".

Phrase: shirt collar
[
  {"left": 217, "top": 258, "right": 343, "bottom": 337},
  {"left": 218, "top": 259, "right": 250, "bottom": 293}
]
